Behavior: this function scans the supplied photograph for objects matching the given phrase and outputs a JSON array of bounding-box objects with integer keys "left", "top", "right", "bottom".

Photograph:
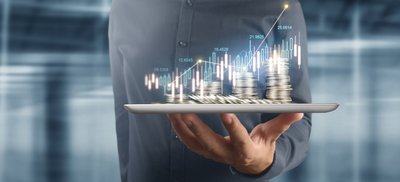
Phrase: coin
[{"left": 265, "top": 58, "right": 292, "bottom": 103}]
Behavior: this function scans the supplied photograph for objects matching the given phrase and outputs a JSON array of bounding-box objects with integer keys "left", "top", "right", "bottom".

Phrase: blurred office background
[{"left": 0, "top": 0, "right": 399, "bottom": 182}]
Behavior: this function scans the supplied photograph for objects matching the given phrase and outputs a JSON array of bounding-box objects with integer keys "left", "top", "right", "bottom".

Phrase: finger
[
  {"left": 181, "top": 114, "right": 229, "bottom": 160},
  {"left": 167, "top": 114, "right": 204, "bottom": 152},
  {"left": 220, "top": 113, "right": 252, "bottom": 149},
  {"left": 263, "top": 113, "right": 304, "bottom": 140}
]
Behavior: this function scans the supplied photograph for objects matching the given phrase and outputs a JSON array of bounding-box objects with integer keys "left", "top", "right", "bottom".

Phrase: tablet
[{"left": 124, "top": 103, "right": 339, "bottom": 114}]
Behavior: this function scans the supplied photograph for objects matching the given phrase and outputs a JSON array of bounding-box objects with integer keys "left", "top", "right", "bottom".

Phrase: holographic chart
[{"left": 144, "top": 4, "right": 302, "bottom": 104}]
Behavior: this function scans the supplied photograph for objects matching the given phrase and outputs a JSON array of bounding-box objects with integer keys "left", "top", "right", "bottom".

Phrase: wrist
[
  {"left": 233, "top": 158, "right": 273, "bottom": 176},
  {"left": 232, "top": 144, "right": 275, "bottom": 175}
]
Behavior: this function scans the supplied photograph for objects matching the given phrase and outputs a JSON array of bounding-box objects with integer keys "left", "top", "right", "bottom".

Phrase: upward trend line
[
  {"left": 169, "top": 5, "right": 289, "bottom": 86},
  {"left": 168, "top": 62, "right": 199, "bottom": 86},
  {"left": 246, "top": 5, "right": 288, "bottom": 67}
]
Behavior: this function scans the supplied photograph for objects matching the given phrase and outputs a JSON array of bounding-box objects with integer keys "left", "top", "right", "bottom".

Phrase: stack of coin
[
  {"left": 265, "top": 58, "right": 292, "bottom": 103},
  {"left": 204, "top": 81, "right": 222, "bottom": 96},
  {"left": 192, "top": 81, "right": 222, "bottom": 97},
  {"left": 165, "top": 94, "right": 178, "bottom": 103},
  {"left": 165, "top": 94, "right": 195, "bottom": 103},
  {"left": 232, "top": 71, "right": 258, "bottom": 99}
]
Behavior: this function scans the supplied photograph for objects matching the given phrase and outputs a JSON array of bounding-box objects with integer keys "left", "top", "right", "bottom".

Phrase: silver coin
[{"left": 264, "top": 57, "right": 293, "bottom": 102}]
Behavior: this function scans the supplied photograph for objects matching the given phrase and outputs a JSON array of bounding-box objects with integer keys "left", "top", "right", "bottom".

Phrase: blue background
[{"left": 1, "top": 0, "right": 399, "bottom": 181}]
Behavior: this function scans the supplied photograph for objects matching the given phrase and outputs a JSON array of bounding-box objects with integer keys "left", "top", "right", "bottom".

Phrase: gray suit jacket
[{"left": 109, "top": 0, "right": 311, "bottom": 181}]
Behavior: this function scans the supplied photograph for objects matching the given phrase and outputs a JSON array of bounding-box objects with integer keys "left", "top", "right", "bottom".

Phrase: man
[{"left": 108, "top": 0, "right": 311, "bottom": 181}]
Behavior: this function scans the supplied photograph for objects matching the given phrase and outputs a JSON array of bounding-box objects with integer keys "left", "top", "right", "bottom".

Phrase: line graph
[
  {"left": 144, "top": 4, "right": 302, "bottom": 103},
  {"left": 168, "top": 4, "right": 289, "bottom": 87}
]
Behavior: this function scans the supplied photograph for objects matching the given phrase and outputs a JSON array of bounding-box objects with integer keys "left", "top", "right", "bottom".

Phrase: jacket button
[
  {"left": 178, "top": 41, "right": 188, "bottom": 47},
  {"left": 186, "top": 0, "right": 193, "bottom": 7}
]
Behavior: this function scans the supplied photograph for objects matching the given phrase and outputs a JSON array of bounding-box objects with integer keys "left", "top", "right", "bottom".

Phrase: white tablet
[{"left": 124, "top": 103, "right": 339, "bottom": 114}]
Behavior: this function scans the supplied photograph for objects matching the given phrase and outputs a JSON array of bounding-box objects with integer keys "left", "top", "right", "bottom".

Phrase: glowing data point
[
  {"left": 284, "top": 4, "right": 289, "bottom": 9},
  {"left": 198, "top": 59, "right": 202, "bottom": 64}
]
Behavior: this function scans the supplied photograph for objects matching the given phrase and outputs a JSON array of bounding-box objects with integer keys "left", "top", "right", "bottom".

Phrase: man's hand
[{"left": 167, "top": 113, "right": 303, "bottom": 175}]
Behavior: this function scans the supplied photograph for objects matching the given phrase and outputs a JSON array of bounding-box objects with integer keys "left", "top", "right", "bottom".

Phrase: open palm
[{"left": 167, "top": 113, "right": 304, "bottom": 175}]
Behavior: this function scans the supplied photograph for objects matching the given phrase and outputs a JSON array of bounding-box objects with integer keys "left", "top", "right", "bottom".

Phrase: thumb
[{"left": 263, "top": 113, "right": 304, "bottom": 141}]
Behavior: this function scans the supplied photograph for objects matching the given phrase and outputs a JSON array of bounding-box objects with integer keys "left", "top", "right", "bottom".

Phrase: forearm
[{"left": 267, "top": 115, "right": 311, "bottom": 177}]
